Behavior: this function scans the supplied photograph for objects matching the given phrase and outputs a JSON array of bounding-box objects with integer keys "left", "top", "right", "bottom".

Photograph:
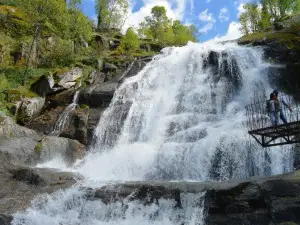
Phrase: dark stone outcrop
[
  {"left": 79, "top": 81, "right": 118, "bottom": 108},
  {"left": 238, "top": 32, "right": 300, "bottom": 99},
  {"left": 30, "top": 73, "right": 55, "bottom": 97},
  {"left": 59, "top": 108, "right": 89, "bottom": 145}
]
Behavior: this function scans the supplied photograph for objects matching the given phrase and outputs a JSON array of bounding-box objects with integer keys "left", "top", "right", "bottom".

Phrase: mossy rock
[
  {"left": 6, "top": 89, "right": 22, "bottom": 101},
  {"left": 239, "top": 30, "right": 300, "bottom": 51},
  {"left": 34, "top": 142, "right": 42, "bottom": 153},
  {"left": 80, "top": 104, "right": 89, "bottom": 109}
]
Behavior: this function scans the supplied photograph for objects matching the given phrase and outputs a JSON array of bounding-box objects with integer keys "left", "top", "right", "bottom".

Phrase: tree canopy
[
  {"left": 95, "top": 0, "right": 129, "bottom": 30},
  {"left": 138, "top": 6, "right": 197, "bottom": 45},
  {"left": 239, "top": 0, "right": 300, "bottom": 35}
]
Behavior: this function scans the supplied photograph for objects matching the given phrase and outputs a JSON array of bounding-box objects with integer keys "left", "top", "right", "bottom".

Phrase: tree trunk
[{"left": 22, "top": 25, "right": 40, "bottom": 86}]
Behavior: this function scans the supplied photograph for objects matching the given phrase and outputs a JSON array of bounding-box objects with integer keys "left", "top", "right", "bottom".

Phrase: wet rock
[
  {"left": 86, "top": 170, "right": 300, "bottom": 225},
  {"left": 0, "top": 214, "right": 12, "bottom": 225},
  {"left": 79, "top": 82, "right": 119, "bottom": 108},
  {"left": 118, "top": 60, "right": 147, "bottom": 83},
  {"left": 36, "top": 136, "right": 85, "bottom": 166},
  {"left": 26, "top": 106, "right": 65, "bottom": 135},
  {"left": 60, "top": 109, "right": 89, "bottom": 145},
  {"left": 86, "top": 107, "right": 106, "bottom": 146},
  {"left": 0, "top": 154, "right": 76, "bottom": 219}
]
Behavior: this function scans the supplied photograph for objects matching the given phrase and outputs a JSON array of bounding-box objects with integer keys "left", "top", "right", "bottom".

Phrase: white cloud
[
  {"left": 219, "top": 7, "right": 229, "bottom": 22},
  {"left": 199, "top": 22, "right": 215, "bottom": 34},
  {"left": 206, "top": 0, "right": 212, "bottom": 3},
  {"left": 123, "top": 0, "right": 189, "bottom": 33},
  {"left": 211, "top": 21, "right": 242, "bottom": 42},
  {"left": 237, "top": 3, "right": 246, "bottom": 16},
  {"left": 199, "top": 9, "right": 214, "bottom": 22},
  {"left": 198, "top": 9, "right": 216, "bottom": 34}
]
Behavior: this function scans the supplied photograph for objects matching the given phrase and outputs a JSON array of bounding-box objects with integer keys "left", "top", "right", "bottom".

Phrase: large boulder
[
  {"left": 79, "top": 82, "right": 119, "bottom": 108},
  {"left": 118, "top": 59, "right": 147, "bottom": 83},
  {"left": 16, "top": 97, "right": 45, "bottom": 125},
  {"left": 88, "top": 70, "right": 107, "bottom": 85},
  {"left": 56, "top": 67, "right": 83, "bottom": 89},
  {"left": 59, "top": 108, "right": 89, "bottom": 145},
  {"left": 26, "top": 106, "right": 65, "bottom": 135},
  {"left": 36, "top": 136, "right": 85, "bottom": 166},
  {"left": 0, "top": 116, "right": 85, "bottom": 166},
  {"left": 46, "top": 89, "right": 76, "bottom": 107}
]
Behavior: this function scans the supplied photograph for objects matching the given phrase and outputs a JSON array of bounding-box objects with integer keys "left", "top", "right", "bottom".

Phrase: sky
[{"left": 81, "top": 0, "right": 252, "bottom": 42}]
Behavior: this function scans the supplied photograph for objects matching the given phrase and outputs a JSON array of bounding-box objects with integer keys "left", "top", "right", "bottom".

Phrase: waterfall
[
  {"left": 81, "top": 42, "right": 293, "bottom": 182},
  {"left": 53, "top": 91, "right": 79, "bottom": 132},
  {"left": 12, "top": 42, "right": 294, "bottom": 225}
]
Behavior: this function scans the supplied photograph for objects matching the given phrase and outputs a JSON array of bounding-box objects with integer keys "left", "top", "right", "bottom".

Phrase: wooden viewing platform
[
  {"left": 249, "top": 121, "right": 300, "bottom": 147},
  {"left": 246, "top": 92, "right": 300, "bottom": 148}
]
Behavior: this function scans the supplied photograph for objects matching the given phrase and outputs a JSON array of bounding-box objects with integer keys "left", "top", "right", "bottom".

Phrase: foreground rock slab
[
  {"left": 88, "top": 171, "right": 300, "bottom": 225},
  {"left": 0, "top": 155, "right": 76, "bottom": 225}
]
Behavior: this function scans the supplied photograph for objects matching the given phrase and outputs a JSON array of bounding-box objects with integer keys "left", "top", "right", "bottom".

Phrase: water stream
[{"left": 53, "top": 90, "right": 80, "bottom": 133}]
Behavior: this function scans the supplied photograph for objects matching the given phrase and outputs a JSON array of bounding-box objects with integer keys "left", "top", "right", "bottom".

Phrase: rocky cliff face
[
  {"left": 23, "top": 57, "right": 150, "bottom": 146},
  {"left": 238, "top": 29, "right": 300, "bottom": 100}
]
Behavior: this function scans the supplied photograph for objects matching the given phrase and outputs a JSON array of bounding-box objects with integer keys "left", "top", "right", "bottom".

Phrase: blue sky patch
[{"left": 81, "top": 0, "right": 249, "bottom": 42}]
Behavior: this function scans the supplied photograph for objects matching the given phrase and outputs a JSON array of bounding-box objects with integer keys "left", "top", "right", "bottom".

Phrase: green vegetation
[
  {"left": 0, "top": 0, "right": 199, "bottom": 116},
  {"left": 116, "top": 27, "right": 140, "bottom": 57},
  {"left": 80, "top": 104, "right": 89, "bottom": 109},
  {"left": 138, "top": 6, "right": 197, "bottom": 46},
  {"left": 34, "top": 142, "right": 43, "bottom": 153},
  {"left": 96, "top": 0, "right": 129, "bottom": 30},
  {"left": 239, "top": 0, "right": 300, "bottom": 35}
]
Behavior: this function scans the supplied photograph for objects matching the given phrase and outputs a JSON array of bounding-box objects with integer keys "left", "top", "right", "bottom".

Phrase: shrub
[{"left": 41, "top": 39, "right": 75, "bottom": 68}]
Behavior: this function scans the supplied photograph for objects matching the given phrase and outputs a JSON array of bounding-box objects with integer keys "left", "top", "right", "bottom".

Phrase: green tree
[
  {"left": 118, "top": 27, "right": 140, "bottom": 56},
  {"left": 172, "top": 20, "right": 197, "bottom": 45},
  {"left": 144, "top": 6, "right": 169, "bottom": 40},
  {"left": 95, "top": 0, "right": 129, "bottom": 30},
  {"left": 95, "top": 0, "right": 108, "bottom": 29},
  {"left": 258, "top": 3, "right": 272, "bottom": 31},
  {"left": 138, "top": 6, "right": 197, "bottom": 45},
  {"left": 15, "top": 0, "right": 69, "bottom": 85},
  {"left": 239, "top": 3, "right": 260, "bottom": 34},
  {"left": 67, "top": 1, "right": 93, "bottom": 53},
  {"left": 261, "top": 0, "right": 297, "bottom": 21}
]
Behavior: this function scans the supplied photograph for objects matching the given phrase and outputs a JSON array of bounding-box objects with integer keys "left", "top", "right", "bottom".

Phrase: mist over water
[{"left": 12, "top": 42, "right": 294, "bottom": 225}]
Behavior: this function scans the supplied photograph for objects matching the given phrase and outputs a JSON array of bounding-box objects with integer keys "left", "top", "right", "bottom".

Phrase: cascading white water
[
  {"left": 12, "top": 42, "right": 295, "bottom": 225},
  {"left": 80, "top": 42, "right": 294, "bottom": 182},
  {"left": 53, "top": 91, "right": 79, "bottom": 132}
]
